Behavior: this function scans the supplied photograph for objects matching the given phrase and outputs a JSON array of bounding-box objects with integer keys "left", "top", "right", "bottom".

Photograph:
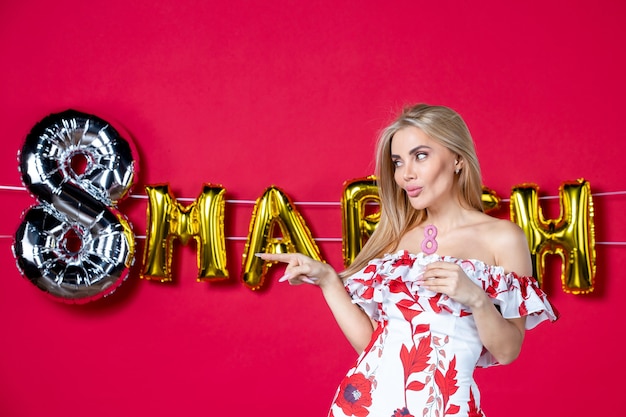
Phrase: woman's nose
[{"left": 403, "top": 162, "right": 417, "bottom": 180}]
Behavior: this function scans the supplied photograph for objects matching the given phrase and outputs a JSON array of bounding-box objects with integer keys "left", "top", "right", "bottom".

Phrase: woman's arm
[
  {"left": 256, "top": 253, "right": 376, "bottom": 353},
  {"left": 319, "top": 274, "right": 378, "bottom": 353},
  {"left": 476, "top": 220, "right": 532, "bottom": 363}
]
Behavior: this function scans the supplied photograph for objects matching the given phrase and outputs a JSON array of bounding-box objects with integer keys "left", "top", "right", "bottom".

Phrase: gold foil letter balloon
[
  {"left": 341, "top": 176, "right": 380, "bottom": 267},
  {"left": 242, "top": 186, "right": 322, "bottom": 290},
  {"left": 141, "top": 184, "right": 228, "bottom": 282},
  {"left": 481, "top": 186, "right": 502, "bottom": 213},
  {"left": 510, "top": 179, "right": 596, "bottom": 294}
]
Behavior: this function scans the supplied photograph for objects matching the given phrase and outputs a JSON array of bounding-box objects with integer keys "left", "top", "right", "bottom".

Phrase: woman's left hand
[{"left": 418, "top": 261, "right": 487, "bottom": 308}]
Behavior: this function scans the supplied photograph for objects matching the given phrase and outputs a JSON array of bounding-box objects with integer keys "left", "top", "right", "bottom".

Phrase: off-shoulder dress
[{"left": 328, "top": 250, "right": 558, "bottom": 417}]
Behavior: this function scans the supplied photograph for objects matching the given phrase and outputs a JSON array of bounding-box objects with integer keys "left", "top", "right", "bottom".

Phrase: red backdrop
[{"left": 1, "top": 1, "right": 625, "bottom": 416}]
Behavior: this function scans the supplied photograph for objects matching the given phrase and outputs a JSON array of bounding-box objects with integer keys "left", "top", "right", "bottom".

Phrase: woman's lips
[{"left": 405, "top": 186, "right": 422, "bottom": 198}]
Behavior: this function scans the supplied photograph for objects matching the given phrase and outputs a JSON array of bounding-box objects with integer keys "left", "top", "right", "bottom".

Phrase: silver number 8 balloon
[{"left": 13, "top": 109, "right": 137, "bottom": 303}]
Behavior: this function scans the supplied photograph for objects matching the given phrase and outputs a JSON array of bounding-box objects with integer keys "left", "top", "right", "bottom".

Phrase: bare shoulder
[
  {"left": 484, "top": 216, "right": 527, "bottom": 244},
  {"left": 478, "top": 215, "right": 533, "bottom": 275}
]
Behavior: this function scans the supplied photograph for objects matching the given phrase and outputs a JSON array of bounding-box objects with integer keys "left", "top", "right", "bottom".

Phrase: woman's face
[{"left": 390, "top": 126, "right": 459, "bottom": 211}]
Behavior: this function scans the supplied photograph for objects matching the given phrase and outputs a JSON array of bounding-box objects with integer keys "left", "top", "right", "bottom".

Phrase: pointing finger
[{"left": 255, "top": 253, "right": 300, "bottom": 264}]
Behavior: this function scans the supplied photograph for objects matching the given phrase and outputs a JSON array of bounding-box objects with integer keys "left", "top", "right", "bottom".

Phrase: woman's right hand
[{"left": 255, "top": 252, "right": 338, "bottom": 288}]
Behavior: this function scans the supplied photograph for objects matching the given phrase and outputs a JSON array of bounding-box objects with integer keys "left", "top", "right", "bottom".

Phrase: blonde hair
[{"left": 341, "top": 104, "right": 484, "bottom": 278}]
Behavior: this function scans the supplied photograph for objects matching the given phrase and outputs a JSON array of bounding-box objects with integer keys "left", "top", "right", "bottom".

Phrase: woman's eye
[
  {"left": 392, "top": 159, "right": 402, "bottom": 167},
  {"left": 416, "top": 152, "right": 427, "bottom": 160}
]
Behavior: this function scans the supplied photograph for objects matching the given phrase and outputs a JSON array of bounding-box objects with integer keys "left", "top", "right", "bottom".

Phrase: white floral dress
[{"left": 328, "top": 250, "right": 558, "bottom": 417}]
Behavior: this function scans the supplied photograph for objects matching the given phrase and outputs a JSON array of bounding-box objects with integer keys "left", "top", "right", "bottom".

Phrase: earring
[{"left": 455, "top": 168, "right": 460, "bottom": 174}]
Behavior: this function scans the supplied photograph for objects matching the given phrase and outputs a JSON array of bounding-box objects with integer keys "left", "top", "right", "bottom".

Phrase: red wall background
[{"left": 1, "top": 1, "right": 625, "bottom": 416}]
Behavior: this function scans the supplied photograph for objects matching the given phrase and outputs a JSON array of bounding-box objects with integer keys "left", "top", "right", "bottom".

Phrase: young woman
[{"left": 258, "top": 104, "right": 557, "bottom": 417}]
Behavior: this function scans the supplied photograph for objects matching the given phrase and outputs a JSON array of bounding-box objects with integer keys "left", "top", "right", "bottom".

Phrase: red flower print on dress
[
  {"left": 484, "top": 282, "right": 498, "bottom": 298},
  {"left": 434, "top": 356, "right": 460, "bottom": 415},
  {"left": 518, "top": 301, "right": 529, "bottom": 316},
  {"left": 361, "top": 286, "right": 375, "bottom": 301},
  {"left": 392, "top": 252, "right": 416, "bottom": 268},
  {"left": 363, "top": 264, "right": 378, "bottom": 275},
  {"left": 395, "top": 298, "right": 423, "bottom": 323},
  {"left": 400, "top": 335, "right": 433, "bottom": 392},
  {"left": 514, "top": 273, "right": 532, "bottom": 300},
  {"left": 467, "top": 388, "right": 484, "bottom": 417},
  {"left": 391, "top": 407, "right": 415, "bottom": 417},
  {"left": 389, "top": 278, "right": 413, "bottom": 298},
  {"left": 335, "top": 373, "right": 373, "bottom": 417},
  {"left": 428, "top": 294, "right": 444, "bottom": 313}
]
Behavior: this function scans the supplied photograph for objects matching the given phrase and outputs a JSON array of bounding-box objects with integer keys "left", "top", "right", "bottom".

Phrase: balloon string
[
  {"left": 0, "top": 234, "right": 343, "bottom": 242},
  {"left": 1, "top": 184, "right": 625, "bottom": 243},
  {"left": 128, "top": 193, "right": 340, "bottom": 206},
  {"left": 3, "top": 184, "right": 626, "bottom": 204},
  {"left": 0, "top": 185, "right": 28, "bottom": 191},
  {"left": 0, "top": 233, "right": 622, "bottom": 244},
  {"left": 499, "top": 190, "right": 626, "bottom": 202}
]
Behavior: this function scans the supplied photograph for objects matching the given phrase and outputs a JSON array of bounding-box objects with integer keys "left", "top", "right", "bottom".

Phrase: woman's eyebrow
[
  {"left": 391, "top": 145, "right": 431, "bottom": 159},
  {"left": 409, "top": 145, "right": 431, "bottom": 155}
]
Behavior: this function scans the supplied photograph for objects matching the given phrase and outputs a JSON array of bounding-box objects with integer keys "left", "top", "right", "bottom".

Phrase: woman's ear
[{"left": 454, "top": 157, "right": 462, "bottom": 174}]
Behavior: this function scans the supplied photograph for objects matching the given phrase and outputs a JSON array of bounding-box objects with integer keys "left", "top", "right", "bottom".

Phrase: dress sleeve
[
  {"left": 487, "top": 270, "right": 559, "bottom": 329},
  {"left": 476, "top": 270, "right": 559, "bottom": 367},
  {"left": 343, "top": 263, "right": 382, "bottom": 321}
]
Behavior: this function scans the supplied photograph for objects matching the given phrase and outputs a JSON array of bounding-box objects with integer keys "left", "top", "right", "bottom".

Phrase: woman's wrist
[
  {"left": 468, "top": 290, "right": 491, "bottom": 311},
  {"left": 318, "top": 265, "right": 343, "bottom": 291}
]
